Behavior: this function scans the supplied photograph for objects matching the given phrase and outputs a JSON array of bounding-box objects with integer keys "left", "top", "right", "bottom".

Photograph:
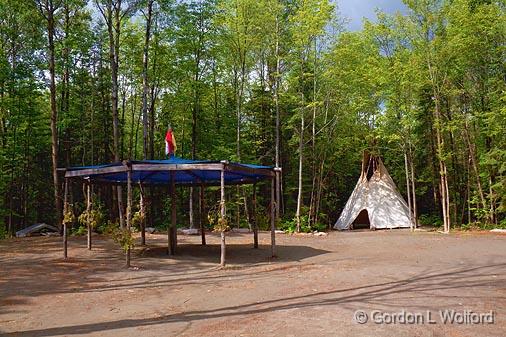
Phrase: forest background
[{"left": 0, "top": 0, "right": 505, "bottom": 237}]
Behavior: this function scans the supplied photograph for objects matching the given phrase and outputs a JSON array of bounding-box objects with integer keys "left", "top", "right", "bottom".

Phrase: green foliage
[
  {"left": 0, "top": 222, "right": 7, "bottom": 240},
  {"left": 418, "top": 214, "right": 443, "bottom": 228},
  {"left": 96, "top": 219, "right": 134, "bottom": 252},
  {"left": 207, "top": 201, "right": 231, "bottom": 232},
  {"left": 0, "top": 0, "right": 504, "bottom": 233},
  {"left": 78, "top": 209, "right": 104, "bottom": 230},
  {"left": 311, "top": 221, "right": 328, "bottom": 232},
  {"left": 131, "top": 210, "right": 145, "bottom": 230},
  {"left": 255, "top": 205, "right": 270, "bottom": 231},
  {"left": 279, "top": 218, "right": 298, "bottom": 233},
  {"left": 62, "top": 208, "right": 75, "bottom": 226},
  {"left": 96, "top": 220, "right": 119, "bottom": 235},
  {"left": 72, "top": 226, "right": 87, "bottom": 236},
  {"left": 460, "top": 221, "right": 506, "bottom": 231},
  {"left": 280, "top": 210, "right": 327, "bottom": 233},
  {"left": 112, "top": 228, "right": 135, "bottom": 253}
]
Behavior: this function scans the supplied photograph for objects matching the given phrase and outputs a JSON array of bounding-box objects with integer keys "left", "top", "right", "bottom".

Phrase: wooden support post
[
  {"left": 167, "top": 182, "right": 171, "bottom": 255},
  {"left": 168, "top": 171, "right": 177, "bottom": 255},
  {"left": 220, "top": 167, "right": 226, "bottom": 267},
  {"left": 276, "top": 171, "right": 281, "bottom": 223},
  {"left": 63, "top": 178, "right": 69, "bottom": 259},
  {"left": 252, "top": 183, "right": 258, "bottom": 249},
  {"left": 87, "top": 183, "right": 92, "bottom": 250},
  {"left": 139, "top": 183, "right": 146, "bottom": 246},
  {"left": 200, "top": 184, "right": 206, "bottom": 245},
  {"left": 275, "top": 168, "right": 281, "bottom": 220},
  {"left": 271, "top": 176, "right": 276, "bottom": 257},
  {"left": 126, "top": 165, "right": 132, "bottom": 267}
]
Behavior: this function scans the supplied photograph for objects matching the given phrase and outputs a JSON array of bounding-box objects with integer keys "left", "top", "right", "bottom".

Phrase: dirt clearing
[{"left": 1, "top": 230, "right": 505, "bottom": 337}]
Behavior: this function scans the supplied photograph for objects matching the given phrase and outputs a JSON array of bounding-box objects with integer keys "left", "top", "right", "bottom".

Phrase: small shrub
[
  {"left": 280, "top": 216, "right": 311, "bottom": 233},
  {"left": 78, "top": 209, "right": 104, "bottom": 230},
  {"left": 97, "top": 220, "right": 118, "bottom": 235},
  {"left": 72, "top": 225, "right": 87, "bottom": 236},
  {"left": 131, "top": 210, "right": 145, "bottom": 230},
  {"left": 0, "top": 223, "right": 7, "bottom": 240},
  {"left": 213, "top": 217, "right": 230, "bottom": 232},
  {"left": 279, "top": 218, "right": 297, "bottom": 233},
  {"left": 112, "top": 228, "right": 134, "bottom": 252},
  {"left": 418, "top": 214, "right": 443, "bottom": 227},
  {"left": 62, "top": 208, "right": 75, "bottom": 227},
  {"left": 311, "top": 221, "right": 328, "bottom": 232},
  {"left": 207, "top": 201, "right": 231, "bottom": 232}
]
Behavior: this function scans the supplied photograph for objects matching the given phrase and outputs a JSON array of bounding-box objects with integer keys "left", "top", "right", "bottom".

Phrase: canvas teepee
[{"left": 334, "top": 153, "right": 413, "bottom": 230}]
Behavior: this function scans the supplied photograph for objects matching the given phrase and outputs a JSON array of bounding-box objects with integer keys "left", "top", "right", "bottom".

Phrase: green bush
[
  {"left": 279, "top": 216, "right": 312, "bottom": 233},
  {"left": 0, "top": 223, "right": 7, "bottom": 240},
  {"left": 279, "top": 218, "right": 296, "bottom": 233},
  {"left": 112, "top": 227, "right": 134, "bottom": 252},
  {"left": 78, "top": 209, "right": 104, "bottom": 230},
  {"left": 418, "top": 214, "right": 443, "bottom": 227},
  {"left": 443, "top": 218, "right": 506, "bottom": 231},
  {"left": 97, "top": 220, "right": 118, "bottom": 235},
  {"left": 72, "top": 225, "right": 87, "bottom": 236},
  {"left": 311, "top": 221, "right": 328, "bottom": 232},
  {"left": 131, "top": 210, "right": 145, "bottom": 231},
  {"left": 279, "top": 207, "right": 328, "bottom": 233}
]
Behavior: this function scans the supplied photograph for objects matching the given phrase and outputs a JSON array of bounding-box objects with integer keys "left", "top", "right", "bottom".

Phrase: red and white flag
[{"left": 165, "top": 128, "right": 177, "bottom": 156}]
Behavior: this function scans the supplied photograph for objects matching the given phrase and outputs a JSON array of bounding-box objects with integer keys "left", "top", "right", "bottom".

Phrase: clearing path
[{"left": 0, "top": 230, "right": 505, "bottom": 337}]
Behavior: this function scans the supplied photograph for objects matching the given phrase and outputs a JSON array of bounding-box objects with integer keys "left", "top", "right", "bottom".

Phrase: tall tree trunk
[
  {"left": 148, "top": 18, "right": 159, "bottom": 160},
  {"left": 140, "top": 0, "right": 153, "bottom": 234},
  {"left": 98, "top": 0, "right": 125, "bottom": 227},
  {"left": 428, "top": 56, "right": 450, "bottom": 232},
  {"left": 274, "top": 15, "right": 282, "bottom": 219},
  {"left": 409, "top": 146, "right": 418, "bottom": 227},
  {"left": 404, "top": 150, "right": 413, "bottom": 230},
  {"left": 463, "top": 117, "right": 486, "bottom": 211},
  {"left": 433, "top": 95, "right": 450, "bottom": 233},
  {"left": 38, "top": 0, "right": 61, "bottom": 229},
  {"left": 190, "top": 39, "right": 201, "bottom": 229},
  {"left": 309, "top": 38, "right": 317, "bottom": 227},
  {"left": 141, "top": 0, "right": 153, "bottom": 160},
  {"left": 296, "top": 89, "right": 305, "bottom": 232}
]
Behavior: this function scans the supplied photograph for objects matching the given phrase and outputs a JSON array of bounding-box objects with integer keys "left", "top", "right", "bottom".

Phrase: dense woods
[{"left": 0, "top": 0, "right": 505, "bottom": 237}]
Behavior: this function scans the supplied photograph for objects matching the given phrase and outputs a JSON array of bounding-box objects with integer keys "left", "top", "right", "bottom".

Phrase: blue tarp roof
[{"left": 64, "top": 156, "right": 275, "bottom": 186}]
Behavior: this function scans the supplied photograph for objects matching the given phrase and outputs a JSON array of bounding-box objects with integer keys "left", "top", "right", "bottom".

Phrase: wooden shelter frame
[{"left": 60, "top": 160, "right": 281, "bottom": 267}]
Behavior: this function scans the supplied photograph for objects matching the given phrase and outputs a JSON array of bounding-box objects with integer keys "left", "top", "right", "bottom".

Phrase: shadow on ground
[
  {"left": 0, "top": 234, "right": 329, "bottom": 314},
  {"left": 4, "top": 262, "right": 505, "bottom": 337}
]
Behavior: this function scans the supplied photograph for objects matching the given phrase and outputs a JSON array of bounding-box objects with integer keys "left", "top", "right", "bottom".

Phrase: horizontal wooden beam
[
  {"left": 64, "top": 165, "right": 127, "bottom": 178},
  {"left": 225, "top": 163, "right": 275, "bottom": 177},
  {"left": 131, "top": 163, "right": 224, "bottom": 172},
  {"left": 63, "top": 161, "right": 276, "bottom": 182},
  {"left": 82, "top": 176, "right": 264, "bottom": 187}
]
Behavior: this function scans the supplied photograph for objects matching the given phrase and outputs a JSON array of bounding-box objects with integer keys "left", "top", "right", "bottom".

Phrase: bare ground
[{"left": 0, "top": 229, "right": 505, "bottom": 337}]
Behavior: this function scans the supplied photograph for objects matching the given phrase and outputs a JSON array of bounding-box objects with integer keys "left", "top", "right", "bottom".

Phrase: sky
[{"left": 336, "top": 0, "right": 408, "bottom": 31}]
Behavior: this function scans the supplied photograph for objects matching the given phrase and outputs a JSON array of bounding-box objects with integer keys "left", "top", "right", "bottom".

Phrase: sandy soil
[{"left": 0, "top": 229, "right": 505, "bottom": 337}]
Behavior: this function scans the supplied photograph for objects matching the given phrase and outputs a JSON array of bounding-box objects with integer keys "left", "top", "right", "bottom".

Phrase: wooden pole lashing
[
  {"left": 220, "top": 167, "right": 226, "bottom": 267},
  {"left": 200, "top": 183, "right": 206, "bottom": 245},
  {"left": 252, "top": 183, "right": 258, "bottom": 249},
  {"left": 126, "top": 165, "right": 132, "bottom": 267}
]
